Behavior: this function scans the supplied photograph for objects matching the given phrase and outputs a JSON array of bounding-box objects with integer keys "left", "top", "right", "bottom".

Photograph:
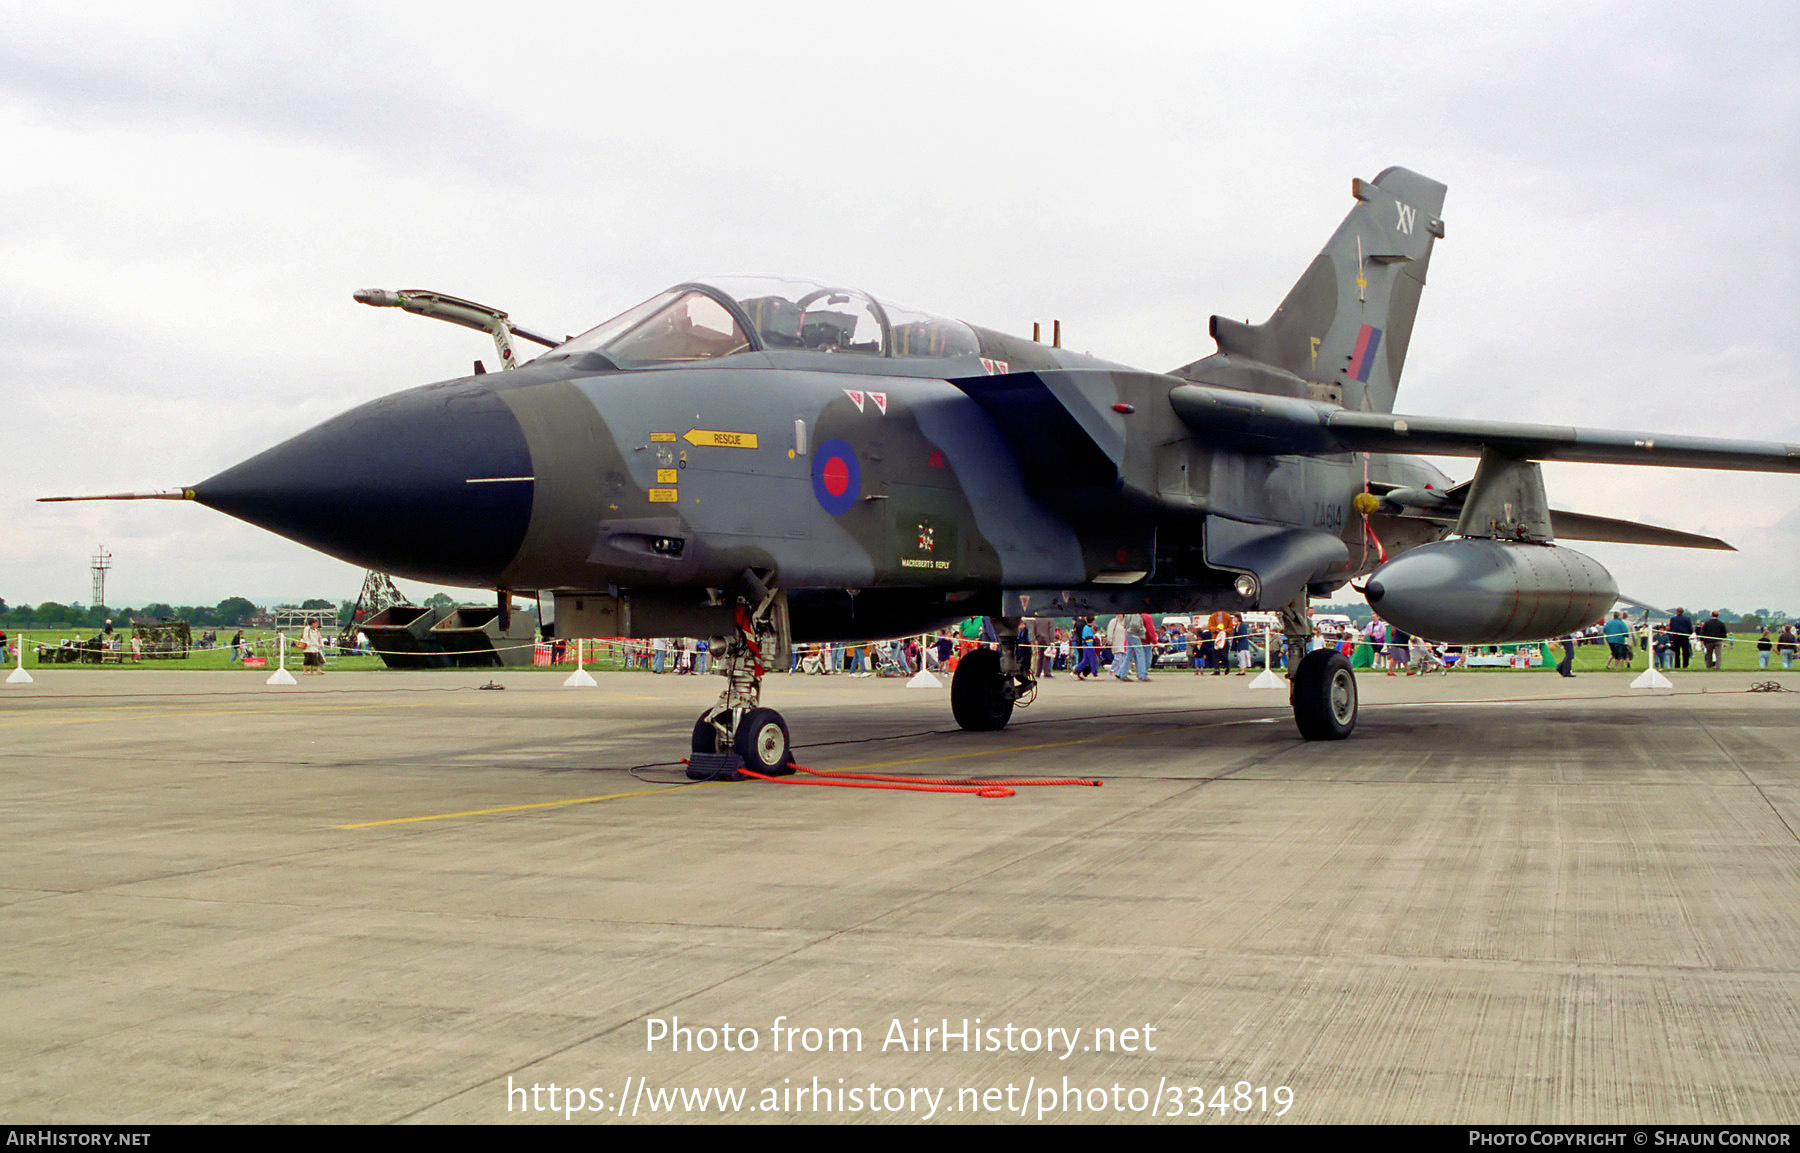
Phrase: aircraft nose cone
[{"left": 192, "top": 379, "right": 533, "bottom": 586}]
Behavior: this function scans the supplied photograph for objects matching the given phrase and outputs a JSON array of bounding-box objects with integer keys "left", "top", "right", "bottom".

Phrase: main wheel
[
  {"left": 1292, "top": 649, "right": 1357, "bottom": 740},
  {"left": 733, "top": 707, "right": 793, "bottom": 774},
  {"left": 951, "top": 647, "right": 1014, "bottom": 731}
]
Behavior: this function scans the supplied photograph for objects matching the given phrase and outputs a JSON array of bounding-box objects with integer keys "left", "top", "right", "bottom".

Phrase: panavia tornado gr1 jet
[{"left": 49, "top": 166, "right": 1800, "bottom": 773}]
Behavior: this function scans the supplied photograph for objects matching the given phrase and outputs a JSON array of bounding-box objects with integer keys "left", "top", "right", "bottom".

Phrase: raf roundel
[{"left": 811, "top": 437, "right": 861, "bottom": 516}]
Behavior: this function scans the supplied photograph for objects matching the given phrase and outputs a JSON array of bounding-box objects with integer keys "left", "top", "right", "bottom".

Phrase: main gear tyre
[
  {"left": 951, "top": 647, "right": 1014, "bottom": 731},
  {"left": 1292, "top": 648, "right": 1357, "bottom": 740}
]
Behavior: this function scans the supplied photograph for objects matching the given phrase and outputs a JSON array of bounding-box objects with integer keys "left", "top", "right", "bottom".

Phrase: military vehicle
[{"left": 46, "top": 167, "right": 1799, "bottom": 775}]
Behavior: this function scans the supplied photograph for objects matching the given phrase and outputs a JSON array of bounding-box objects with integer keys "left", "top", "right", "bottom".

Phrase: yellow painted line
[
  {"left": 335, "top": 781, "right": 725, "bottom": 828},
  {"left": 0, "top": 699, "right": 439, "bottom": 728},
  {"left": 0, "top": 690, "right": 680, "bottom": 729},
  {"left": 341, "top": 726, "right": 1194, "bottom": 828},
  {"left": 337, "top": 718, "right": 1253, "bottom": 827},
  {"left": 0, "top": 715, "right": 113, "bottom": 729}
]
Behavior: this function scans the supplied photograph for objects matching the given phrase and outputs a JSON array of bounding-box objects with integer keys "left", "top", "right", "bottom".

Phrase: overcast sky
[{"left": 3, "top": 1, "right": 1796, "bottom": 615}]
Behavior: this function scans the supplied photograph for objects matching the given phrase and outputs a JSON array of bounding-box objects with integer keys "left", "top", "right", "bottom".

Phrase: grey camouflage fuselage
[{"left": 183, "top": 167, "right": 1798, "bottom": 647}]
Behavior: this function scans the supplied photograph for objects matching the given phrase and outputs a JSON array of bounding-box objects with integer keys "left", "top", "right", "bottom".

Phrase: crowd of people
[
  {"left": 534, "top": 606, "right": 1800, "bottom": 682},
  {"left": 1640, "top": 608, "right": 1797, "bottom": 671},
  {"left": 14, "top": 609, "right": 1794, "bottom": 678}
]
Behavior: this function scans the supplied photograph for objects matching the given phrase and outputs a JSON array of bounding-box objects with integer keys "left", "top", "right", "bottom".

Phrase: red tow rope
[{"left": 739, "top": 762, "right": 1103, "bottom": 800}]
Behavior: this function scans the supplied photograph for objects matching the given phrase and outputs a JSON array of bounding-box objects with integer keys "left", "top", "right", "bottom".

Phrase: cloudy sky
[{"left": 3, "top": 1, "right": 1796, "bottom": 615}]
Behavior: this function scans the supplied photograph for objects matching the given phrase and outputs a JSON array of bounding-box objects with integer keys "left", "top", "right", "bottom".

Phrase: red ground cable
[
  {"left": 740, "top": 768, "right": 1016, "bottom": 798},
  {"left": 739, "top": 762, "right": 1103, "bottom": 799}
]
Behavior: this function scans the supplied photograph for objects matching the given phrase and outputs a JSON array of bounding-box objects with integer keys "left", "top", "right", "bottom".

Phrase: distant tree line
[
  {"left": 0, "top": 597, "right": 265, "bottom": 629},
  {"left": 0, "top": 593, "right": 532, "bottom": 630},
  {"left": 0, "top": 597, "right": 357, "bottom": 629}
]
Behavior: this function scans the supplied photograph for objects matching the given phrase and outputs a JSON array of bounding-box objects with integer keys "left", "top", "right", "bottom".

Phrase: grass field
[
  {"left": 1438, "top": 639, "right": 1792, "bottom": 676},
  {"left": 5, "top": 630, "right": 628, "bottom": 673}
]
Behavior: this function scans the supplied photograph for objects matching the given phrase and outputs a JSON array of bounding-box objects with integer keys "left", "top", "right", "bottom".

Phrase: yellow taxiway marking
[
  {"left": 339, "top": 719, "right": 1263, "bottom": 827},
  {"left": 0, "top": 699, "right": 441, "bottom": 728},
  {"left": 335, "top": 781, "right": 725, "bottom": 829}
]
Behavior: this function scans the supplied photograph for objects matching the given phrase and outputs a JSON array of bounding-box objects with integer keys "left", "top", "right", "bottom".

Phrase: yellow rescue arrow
[{"left": 683, "top": 428, "right": 758, "bottom": 449}]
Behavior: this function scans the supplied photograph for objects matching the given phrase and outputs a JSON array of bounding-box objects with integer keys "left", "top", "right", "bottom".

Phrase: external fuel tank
[{"left": 1362, "top": 539, "right": 1618, "bottom": 644}]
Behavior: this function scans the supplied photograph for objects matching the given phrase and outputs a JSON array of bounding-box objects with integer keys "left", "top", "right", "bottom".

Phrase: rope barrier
[
  {"left": 6, "top": 631, "right": 647, "bottom": 664},
  {"left": 1, "top": 632, "right": 934, "bottom": 673},
  {"left": 7, "top": 623, "right": 1790, "bottom": 674}
]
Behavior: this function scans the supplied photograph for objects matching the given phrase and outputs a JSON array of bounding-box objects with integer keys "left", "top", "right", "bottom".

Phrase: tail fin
[{"left": 1172, "top": 166, "right": 1446, "bottom": 414}]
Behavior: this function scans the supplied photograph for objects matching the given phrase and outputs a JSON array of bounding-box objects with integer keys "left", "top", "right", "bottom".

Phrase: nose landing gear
[{"left": 688, "top": 578, "right": 796, "bottom": 780}]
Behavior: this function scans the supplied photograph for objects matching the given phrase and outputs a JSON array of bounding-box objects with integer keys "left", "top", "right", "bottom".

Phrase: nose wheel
[
  {"left": 735, "top": 707, "right": 792, "bottom": 773},
  {"left": 692, "top": 706, "right": 793, "bottom": 776}
]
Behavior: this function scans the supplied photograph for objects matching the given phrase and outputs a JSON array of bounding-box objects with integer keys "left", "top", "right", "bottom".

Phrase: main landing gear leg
[
  {"left": 689, "top": 577, "right": 795, "bottom": 779},
  {"left": 951, "top": 616, "right": 1036, "bottom": 732},
  {"left": 1282, "top": 596, "right": 1357, "bottom": 740}
]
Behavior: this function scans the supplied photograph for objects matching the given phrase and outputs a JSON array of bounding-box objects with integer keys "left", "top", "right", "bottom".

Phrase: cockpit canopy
[{"left": 555, "top": 277, "right": 980, "bottom": 368}]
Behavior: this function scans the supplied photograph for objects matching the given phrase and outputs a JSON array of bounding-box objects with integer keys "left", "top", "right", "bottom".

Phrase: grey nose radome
[{"left": 192, "top": 379, "right": 534, "bottom": 587}]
